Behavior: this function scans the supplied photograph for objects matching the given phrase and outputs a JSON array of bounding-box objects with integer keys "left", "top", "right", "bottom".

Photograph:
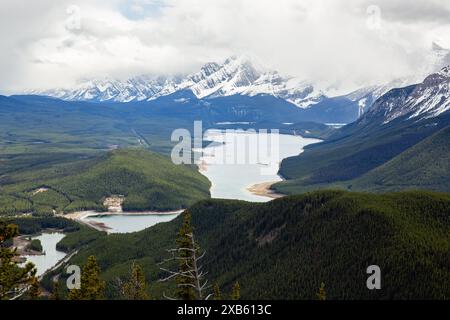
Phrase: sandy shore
[
  {"left": 65, "top": 209, "right": 183, "bottom": 219},
  {"left": 63, "top": 211, "right": 111, "bottom": 232},
  {"left": 63, "top": 209, "right": 184, "bottom": 232},
  {"left": 247, "top": 181, "right": 285, "bottom": 199}
]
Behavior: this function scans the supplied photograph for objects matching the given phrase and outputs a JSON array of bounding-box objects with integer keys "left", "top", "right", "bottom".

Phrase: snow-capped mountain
[
  {"left": 30, "top": 43, "right": 450, "bottom": 113},
  {"left": 31, "top": 55, "right": 324, "bottom": 108},
  {"left": 342, "top": 42, "right": 450, "bottom": 113},
  {"left": 34, "top": 76, "right": 184, "bottom": 103},
  {"left": 361, "top": 66, "right": 450, "bottom": 124}
]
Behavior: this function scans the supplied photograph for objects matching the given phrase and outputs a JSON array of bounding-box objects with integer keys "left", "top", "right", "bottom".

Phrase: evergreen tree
[
  {"left": 51, "top": 280, "right": 60, "bottom": 300},
  {"left": 0, "top": 221, "right": 37, "bottom": 300},
  {"left": 175, "top": 210, "right": 197, "bottom": 300},
  {"left": 121, "top": 262, "right": 150, "bottom": 300},
  {"left": 213, "top": 283, "right": 222, "bottom": 300},
  {"left": 231, "top": 282, "right": 241, "bottom": 300},
  {"left": 160, "top": 210, "right": 211, "bottom": 300},
  {"left": 28, "top": 277, "right": 41, "bottom": 300},
  {"left": 316, "top": 282, "right": 326, "bottom": 300},
  {"left": 68, "top": 255, "right": 105, "bottom": 300}
]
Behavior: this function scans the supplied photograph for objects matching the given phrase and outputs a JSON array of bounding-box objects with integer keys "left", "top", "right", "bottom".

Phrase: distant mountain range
[
  {"left": 31, "top": 43, "right": 449, "bottom": 107},
  {"left": 23, "top": 43, "right": 450, "bottom": 125},
  {"left": 31, "top": 55, "right": 324, "bottom": 108}
]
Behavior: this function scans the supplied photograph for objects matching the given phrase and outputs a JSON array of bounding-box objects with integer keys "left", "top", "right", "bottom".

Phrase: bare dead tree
[{"left": 158, "top": 232, "right": 212, "bottom": 300}]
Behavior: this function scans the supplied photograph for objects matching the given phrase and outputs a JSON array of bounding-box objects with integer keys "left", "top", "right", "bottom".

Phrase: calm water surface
[
  {"left": 200, "top": 129, "right": 321, "bottom": 202},
  {"left": 22, "top": 232, "right": 66, "bottom": 277}
]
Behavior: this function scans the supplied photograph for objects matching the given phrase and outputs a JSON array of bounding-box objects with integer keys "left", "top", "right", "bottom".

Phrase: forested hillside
[
  {"left": 275, "top": 124, "right": 450, "bottom": 195},
  {"left": 60, "top": 190, "right": 450, "bottom": 299},
  {"left": 350, "top": 125, "right": 450, "bottom": 192},
  {"left": 274, "top": 109, "right": 450, "bottom": 195},
  {"left": 0, "top": 148, "right": 210, "bottom": 214}
]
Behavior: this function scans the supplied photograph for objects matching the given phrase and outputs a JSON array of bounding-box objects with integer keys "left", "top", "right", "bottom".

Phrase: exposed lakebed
[{"left": 82, "top": 211, "right": 182, "bottom": 234}]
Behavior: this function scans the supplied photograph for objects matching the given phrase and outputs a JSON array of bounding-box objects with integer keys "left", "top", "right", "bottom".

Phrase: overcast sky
[{"left": 1, "top": 0, "right": 450, "bottom": 94}]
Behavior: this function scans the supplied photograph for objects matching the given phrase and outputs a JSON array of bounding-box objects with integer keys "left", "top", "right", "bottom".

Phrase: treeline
[
  {"left": 58, "top": 211, "right": 242, "bottom": 300},
  {"left": 0, "top": 148, "right": 211, "bottom": 216},
  {"left": 9, "top": 217, "right": 80, "bottom": 235},
  {"left": 63, "top": 190, "right": 450, "bottom": 300},
  {"left": 276, "top": 115, "right": 450, "bottom": 195},
  {"left": 4, "top": 212, "right": 241, "bottom": 301},
  {"left": 0, "top": 220, "right": 39, "bottom": 300}
]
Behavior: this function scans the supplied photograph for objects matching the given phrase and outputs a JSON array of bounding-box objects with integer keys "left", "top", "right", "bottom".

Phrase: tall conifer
[
  {"left": 122, "top": 262, "right": 150, "bottom": 300},
  {"left": 68, "top": 255, "right": 105, "bottom": 300}
]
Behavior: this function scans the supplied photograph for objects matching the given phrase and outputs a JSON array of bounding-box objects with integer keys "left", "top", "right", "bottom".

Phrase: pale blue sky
[{"left": 119, "top": 0, "right": 167, "bottom": 20}]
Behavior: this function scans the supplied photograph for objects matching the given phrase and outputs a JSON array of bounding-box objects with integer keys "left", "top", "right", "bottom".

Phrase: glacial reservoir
[{"left": 199, "top": 129, "right": 321, "bottom": 202}]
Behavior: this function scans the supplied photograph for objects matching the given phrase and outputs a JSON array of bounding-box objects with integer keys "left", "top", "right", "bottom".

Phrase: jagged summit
[
  {"left": 361, "top": 66, "right": 450, "bottom": 124},
  {"left": 28, "top": 45, "right": 450, "bottom": 113},
  {"left": 30, "top": 55, "right": 323, "bottom": 108}
]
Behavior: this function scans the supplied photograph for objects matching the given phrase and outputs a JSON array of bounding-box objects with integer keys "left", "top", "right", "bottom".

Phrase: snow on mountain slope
[
  {"left": 242, "top": 71, "right": 325, "bottom": 108},
  {"left": 343, "top": 42, "right": 450, "bottom": 112},
  {"left": 363, "top": 66, "right": 450, "bottom": 124},
  {"left": 151, "top": 55, "right": 325, "bottom": 108},
  {"left": 33, "top": 76, "right": 184, "bottom": 103},
  {"left": 31, "top": 55, "right": 323, "bottom": 108},
  {"left": 183, "top": 56, "right": 264, "bottom": 98},
  {"left": 407, "top": 66, "right": 450, "bottom": 120},
  {"left": 30, "top": 43, "right": 450, "bottom": 111}
]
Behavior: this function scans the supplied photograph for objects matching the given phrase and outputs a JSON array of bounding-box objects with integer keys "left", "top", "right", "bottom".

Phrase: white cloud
[{"left": 1, "top": 0, "right": 450, "bottom": 94}]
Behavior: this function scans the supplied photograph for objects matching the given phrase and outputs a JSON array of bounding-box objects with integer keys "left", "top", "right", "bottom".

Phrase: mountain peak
[
  {"left": 437, "top": 65, "right": 450, "bottom": 77},
  {"left": 27, "top": 54, "right": 322, "bottom": 108},
  {"left": 362, "top": 67, "right": 450, "bottom": 124},
  {"left": 432, "top": 41, "right": 446, "bottom": 51}
]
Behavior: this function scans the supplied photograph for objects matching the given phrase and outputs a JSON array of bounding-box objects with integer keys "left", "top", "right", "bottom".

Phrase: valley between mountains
[{"left": 1, "top": 58, "right": 449, "bottom": 300}]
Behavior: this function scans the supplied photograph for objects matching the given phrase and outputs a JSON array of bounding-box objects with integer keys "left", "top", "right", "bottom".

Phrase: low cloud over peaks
[{"left": 1, "top": 0, "right": 450, "bottom": 94}]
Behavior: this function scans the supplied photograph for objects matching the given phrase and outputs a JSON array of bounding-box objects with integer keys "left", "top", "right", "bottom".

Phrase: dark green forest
[
  {"left": 52, "top": 190, "right": 450, "bottom": 300},
  {"left": 0, "top": 149, "right": 211, "bottom": 215},
  {"left": 274, "top": 113, "right": 450, "bottom": 195}
]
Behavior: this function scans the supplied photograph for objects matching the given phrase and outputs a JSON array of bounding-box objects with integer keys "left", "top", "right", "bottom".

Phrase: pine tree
[
  {"left": 316, "top": 282, "right": 326, "bottom": 300},
  {"left": 51, "top": 280, "right": 60, "bottom": 300},
  {"left": 0, "top": 221, "right": 37, "bottom": 300},
  {"left": 68, "top": 255, "right": 105, "bottom": 300},
  {"left": 28, "top": 277, "right": 41, "bottom": 300},
  {"left": 121, "top": 262, "right": 150, "bottom": 300},
  {"left": 213, "top": 283, "right": 222, "bottom": 300},
  {"left": 175, "top": 210, "right": 197, "bottom": 300},
  {"left": 159, "top": 210, "right": 211, "bottom": 300},
  {"left": 231, "top": 282, "right": 241, "bottom": 300}
]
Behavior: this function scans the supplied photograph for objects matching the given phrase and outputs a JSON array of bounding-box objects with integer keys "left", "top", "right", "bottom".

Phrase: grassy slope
[
  {"left": 0, "top": 148, "right": 211, "bottom": 214},
  {"left": 64, "top": 190, "right": 450, "bottom": 299}
]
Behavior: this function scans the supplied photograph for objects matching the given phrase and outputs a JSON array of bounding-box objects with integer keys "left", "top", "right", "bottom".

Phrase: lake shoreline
[
  {"left": 19, "top": 232, "right": 67, "bottom": 277},
  {"left": 247, "top": 181, "right": 285, "bottom": 199},
  {"left": 63, "top": 209, "right": 185, "bottom": 233},
  {"left": 198, "top": 129, "right": 321, "bottom": 202}
]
